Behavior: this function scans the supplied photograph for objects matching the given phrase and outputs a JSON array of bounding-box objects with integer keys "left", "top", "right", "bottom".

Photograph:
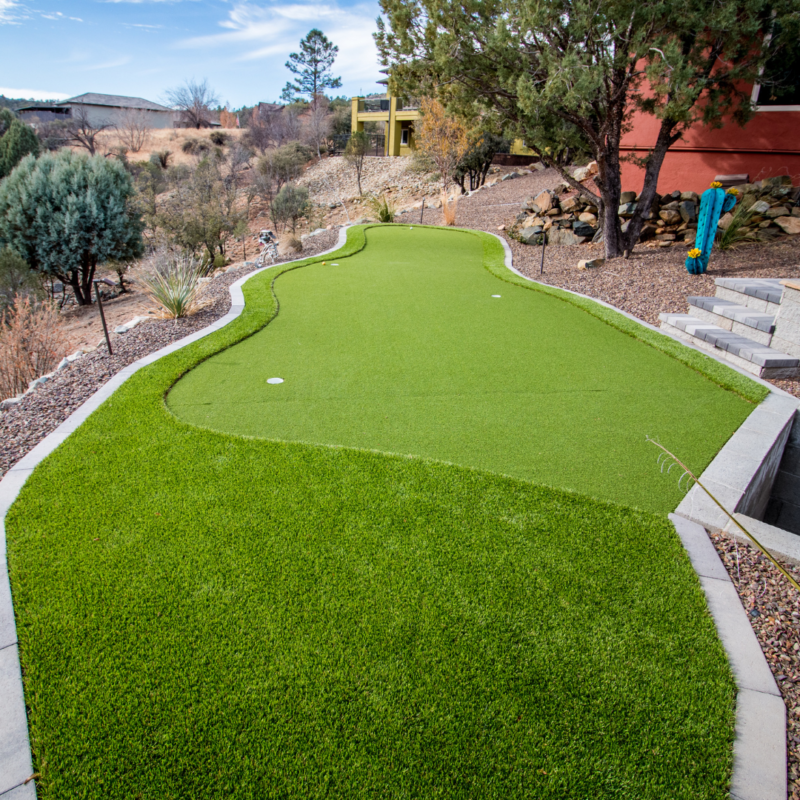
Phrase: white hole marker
[
  {"left": 492, "top": 295, "right": 501, "bottom": 298},
  {"left": 267, "top": 378, "right": 284, "bottom": 384}
]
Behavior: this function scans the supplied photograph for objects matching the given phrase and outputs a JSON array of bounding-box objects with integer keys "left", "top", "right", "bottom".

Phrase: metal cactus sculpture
[{"left": 685, "top": 182, "right": 738, "bottom": 274}]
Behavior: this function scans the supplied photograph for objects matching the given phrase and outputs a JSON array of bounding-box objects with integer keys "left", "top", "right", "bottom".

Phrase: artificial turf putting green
[
  {"left": 6, "top": 226, "right": 759, "bottom": 797},
  {"left": 169, "top": 225, "right": 753, "bottom": 514}
]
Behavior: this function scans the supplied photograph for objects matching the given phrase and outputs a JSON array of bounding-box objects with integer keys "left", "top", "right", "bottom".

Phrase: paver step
[
  {"left": 688, "top": 296, "right": 776, "bottom": 333},
  {"left": 659, "top": 313, "right": 800, "bottom": 379},
  {"left": 714, "top": 278, "right": 787, "bottom": 313}
]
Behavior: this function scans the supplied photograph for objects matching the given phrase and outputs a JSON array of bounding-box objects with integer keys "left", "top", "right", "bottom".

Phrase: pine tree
[
  {"left": 0, "top": 110, "right": 39, "bottom": 180},
  {"left": 281, "top": 29, "right": 342, "bottom": 104},
  {"left": 0, "top": 151, "right": 144, "bottom": 305}
]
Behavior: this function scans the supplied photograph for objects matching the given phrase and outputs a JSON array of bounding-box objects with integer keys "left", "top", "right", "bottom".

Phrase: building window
[
  {"left": 401, "top": 128, "right": 409, "bottom": 146},
  {"left": 753, "top": 25, "right": 800, "bottom": 109}
]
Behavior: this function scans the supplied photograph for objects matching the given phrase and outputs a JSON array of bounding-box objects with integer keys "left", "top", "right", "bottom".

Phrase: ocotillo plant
[{"left": 685, "top": 182, "right": 738, "bottom": 275}]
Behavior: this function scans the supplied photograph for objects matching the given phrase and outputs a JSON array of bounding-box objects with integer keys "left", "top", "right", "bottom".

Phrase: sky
[{"left": 0, "top": 0, "right": 386, "bottom": 107}]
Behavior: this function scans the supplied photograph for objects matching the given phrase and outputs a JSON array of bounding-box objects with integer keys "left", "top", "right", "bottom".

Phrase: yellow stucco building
[{"left": 349, "top": 94, "right": 534, "bottom": 159}]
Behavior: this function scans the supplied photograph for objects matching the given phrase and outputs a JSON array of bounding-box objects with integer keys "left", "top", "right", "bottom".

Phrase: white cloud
[
  {"left": 177, "top": 1, "right": 382, "bottom": 84},
  {"left": 0, "top": 0, "right": 24, "bottom": 23},
  {"left": 0, "top": 86, "right": 70, "bottom": 100}
]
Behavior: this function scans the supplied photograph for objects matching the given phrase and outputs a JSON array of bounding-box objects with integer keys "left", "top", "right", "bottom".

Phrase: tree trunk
[
  {"left": 621, "top": 121, "right": 679, "bottom": 254},
  {"left": 598, "top": 151, "right": 624, "bottom": 259}
]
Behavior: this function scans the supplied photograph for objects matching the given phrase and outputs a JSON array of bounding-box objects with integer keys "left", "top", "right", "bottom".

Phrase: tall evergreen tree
[
  {"left": 0, "top": 109, "right": 39, "bottom": 180},
  {"left": 0, "top": 151, "right": 144, "bottom": 305},
  {"left": 376, "top": 0, "right": 799, "bottom": 259},
  {"left": 281, "top": 29, "right": 342, "bottom": 104}
]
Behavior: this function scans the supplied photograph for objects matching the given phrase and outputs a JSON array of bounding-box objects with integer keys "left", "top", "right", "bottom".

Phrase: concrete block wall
[{"left": 772, "top": 282, "right": 800, "bottom": 359}]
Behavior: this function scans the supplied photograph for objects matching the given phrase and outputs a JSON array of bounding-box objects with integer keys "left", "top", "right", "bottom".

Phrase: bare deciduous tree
[
  {"left": 117, "top": 109, "right": 151, "bottom": 153},
  {"left": 166, "top": 79, "right": 220, "bottom": 129},
  {"left": 68, "top": 107, "right": 112, "bottom": 156},
  {"left": 305, "top": 94, "right": 332, "bottom": 158}
]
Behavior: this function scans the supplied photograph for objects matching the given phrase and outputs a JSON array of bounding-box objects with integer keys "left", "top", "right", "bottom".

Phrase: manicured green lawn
[
  {"left": 169, "top": 225, "right": 753, "bottom": 513},
  {"left": 6, "top": 226, "right": 760, "bottom": 798}
]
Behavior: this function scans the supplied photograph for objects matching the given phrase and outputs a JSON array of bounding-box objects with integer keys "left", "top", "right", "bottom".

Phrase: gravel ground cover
[
  {"left": 6, "top": 227, "right": 738, "bottom": 798},
  {"left": 170, "top": 225, "right": 755, "bottom": 514},
  {"left": 710, "top": 534, "right": 800, "bottom": 799},
  {"left": 0, "top": 229, "right": 339, "bottom": 482}
]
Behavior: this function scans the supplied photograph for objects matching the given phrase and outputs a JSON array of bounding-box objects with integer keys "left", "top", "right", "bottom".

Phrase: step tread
[
  {"left": 687, "top": 296, "right": 776, "bottom": 333},
  {"left": 714, "top": 278, "right": 788, "bottom": 305},
  {"left": 659, "top": 313, "right": 799, "bottom": 367}
]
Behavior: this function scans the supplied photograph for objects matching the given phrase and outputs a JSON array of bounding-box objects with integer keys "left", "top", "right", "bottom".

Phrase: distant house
[{"left": 18, "top": 93, "right": 175, "bottom": 129}]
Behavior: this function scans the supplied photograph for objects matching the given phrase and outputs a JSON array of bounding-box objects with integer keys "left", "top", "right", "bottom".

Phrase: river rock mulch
[
  {"left": 711, "top": 533, "right": 800, "bottom": 799},
  {"left": 0, "top": 230, "right": 339, "bottom": 481}
]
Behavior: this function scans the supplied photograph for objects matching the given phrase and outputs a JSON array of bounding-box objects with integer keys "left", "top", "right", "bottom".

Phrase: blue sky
[{"left": 0, "top": 0, "right": 385, "bottom": 106}]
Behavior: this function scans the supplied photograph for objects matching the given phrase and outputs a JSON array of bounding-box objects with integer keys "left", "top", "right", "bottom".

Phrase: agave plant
[
  {"left": 139, "top": 253, "right": 204, "bottom": 319},
  {"left": 366, "top": 193, "right": 397, "bottom": 223}
]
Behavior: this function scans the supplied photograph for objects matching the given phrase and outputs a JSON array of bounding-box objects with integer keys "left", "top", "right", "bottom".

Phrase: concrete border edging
[
  {"left": 670, "top": 514, "right": 787, "bottom": 800},
  {"left": 0, "top": 229, "right": 349, "bottom": 799}
]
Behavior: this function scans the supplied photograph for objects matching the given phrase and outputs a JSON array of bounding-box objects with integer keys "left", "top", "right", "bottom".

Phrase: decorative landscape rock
[
  {"left": 519, "top": 226, "right": 545, "bottom": 244},
  {"left": 749, "top": 199, "right": 771, "bottom": 215},
  {"left": 775, "top": 217, "right": 800, "bottom": 235},
  {"left": 766, "top": 207, "right": 790, "bottom": 219},
  {"left": 679, "top": 201, "right": 697, "bottom": 223},
  {"left": 548, "top": 228, "right": 587, "bottom": 246},
  {"left": 659, "top": 209, "right": 682, "bottom": 225},
  {"left": 513, "top": 168, "right": 799, "bottom": 251}
]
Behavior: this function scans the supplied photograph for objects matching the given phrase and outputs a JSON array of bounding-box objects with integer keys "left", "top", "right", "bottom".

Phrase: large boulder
[{"left": 578, "top": 212, "right": 597, "bottom": 224}]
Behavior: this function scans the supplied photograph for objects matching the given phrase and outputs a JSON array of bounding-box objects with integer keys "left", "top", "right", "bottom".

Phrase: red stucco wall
[{"left": 620, "top": 105, "right": 800, "bottom": 194}]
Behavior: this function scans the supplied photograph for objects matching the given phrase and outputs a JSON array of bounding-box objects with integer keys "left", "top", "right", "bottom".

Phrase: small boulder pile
[
  {"left": 514, "top": 169, "right": 800, "bottom": 247},
  {"left": 719, "top": 176, "right": 800, "bottom": 240}
]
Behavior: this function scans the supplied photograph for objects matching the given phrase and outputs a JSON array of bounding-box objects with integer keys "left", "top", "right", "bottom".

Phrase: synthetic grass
[
  {"left": 169, "top": 225, "right": 756, "bottom": 513},
  {"left": 5, "top": 226, "right": 759, "bottom": 797}
]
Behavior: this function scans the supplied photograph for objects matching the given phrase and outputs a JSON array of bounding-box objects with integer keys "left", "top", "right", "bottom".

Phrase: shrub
[
  {"left": 210, "top": 131, "right": 229, "bottom": 146},
  {"left": 182, "top": 138, "right": 210, "bottom": 156},
  {"left": 0, "top": 295, "right": 65, "bottom": 400},
  {"left": 150, "top": 150, "right": 172, "bottom": 169},
  {"left": 0, "top": 247, "right": 42, "bottom": 313},
  {"left": 0, "top": 109, "right": 40, "bottom": 180},
  {"left": 441, "top": 190, "right": 459, "bottom": 226},
  {"left": 139, "top": 253, "right": 204, "bottom": 319},
  {"left": 270, "top": 183, "right": 311, "bottom": 233},
  {"left": 366, "top": 193, "right": 396, "bottom": 223},
  {"left": 0, "top": 150, "right": 144, "bottom": 306}
]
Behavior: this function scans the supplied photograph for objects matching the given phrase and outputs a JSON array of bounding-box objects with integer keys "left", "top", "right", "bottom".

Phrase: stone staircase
[{"left": 659, "top": 278, "right": 800, "bottom": 379}]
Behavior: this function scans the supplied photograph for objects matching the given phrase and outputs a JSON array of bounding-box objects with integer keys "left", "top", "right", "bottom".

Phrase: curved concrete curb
[
  {"left": 488, "top": 232, "right": 788, "bottom": 799},
  {"left": 0, "top": 229, "right": 349, "bottom": 799}
]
